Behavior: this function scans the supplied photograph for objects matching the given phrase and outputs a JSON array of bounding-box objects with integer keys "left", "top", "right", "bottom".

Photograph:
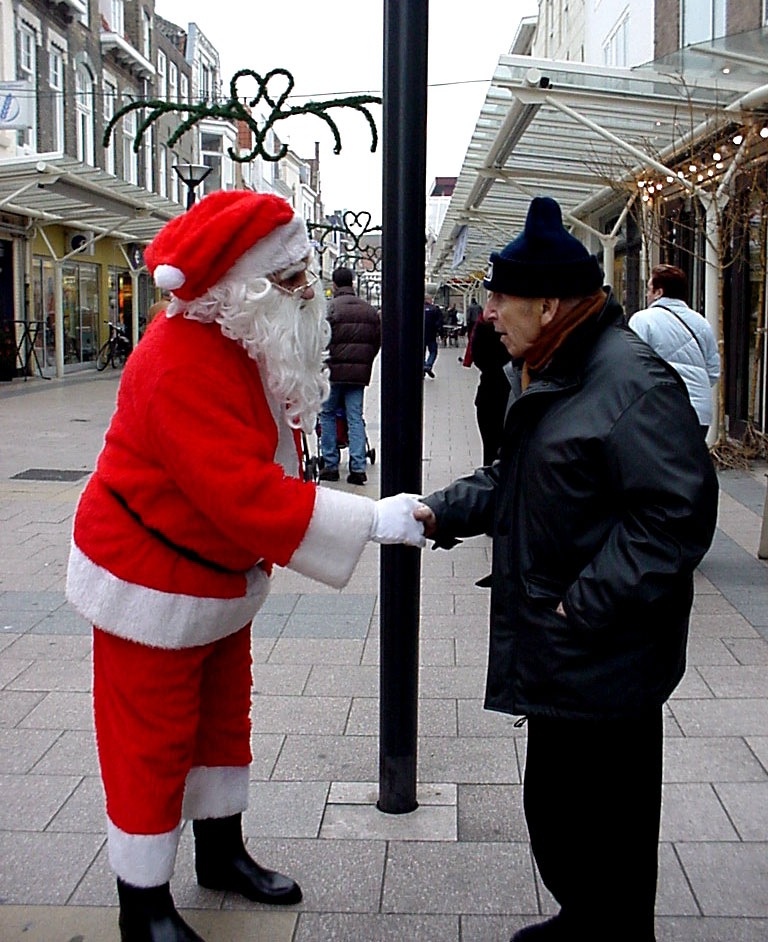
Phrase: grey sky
[{"left": 155, "top": 0, "right": 538, "bottom": 219}]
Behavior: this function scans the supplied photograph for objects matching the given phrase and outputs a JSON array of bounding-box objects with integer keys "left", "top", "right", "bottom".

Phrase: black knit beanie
[{"left": 483, "top": 197, "right": 603, "bottom": 298}]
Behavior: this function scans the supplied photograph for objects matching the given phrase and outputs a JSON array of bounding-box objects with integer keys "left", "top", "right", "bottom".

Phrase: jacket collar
[{"left": 334, "top": 286, "right": 356, "bottom": 297}]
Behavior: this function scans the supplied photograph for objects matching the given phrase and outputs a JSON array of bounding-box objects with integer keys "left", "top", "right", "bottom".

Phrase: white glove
[{"left": 371, "top": 493, "right": 426, "bottom": 548}]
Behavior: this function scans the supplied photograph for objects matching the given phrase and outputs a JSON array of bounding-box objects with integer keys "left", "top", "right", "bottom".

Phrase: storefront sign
[{"left": 0, "top": 82, "right": 34, "bottom": 130}]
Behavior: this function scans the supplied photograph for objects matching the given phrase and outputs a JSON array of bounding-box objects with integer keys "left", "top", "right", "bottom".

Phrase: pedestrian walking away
[
  {"left": 318, "top": 267, "right": 381, "bottom": 486},
  {"left": 462, "top": 310, "right": 512, "bottom": 465},
  {"left": 65, "top": 190, "right": 424, "bottom": 942},
  {"left": 409, "top": 196, "right": 718, "bottom": 942},
  {"left": 628, "top": 263, "right": 720, "bottom": 436},
  {"left": 423, "top": 294, "right": 443, "bottom": 377}
]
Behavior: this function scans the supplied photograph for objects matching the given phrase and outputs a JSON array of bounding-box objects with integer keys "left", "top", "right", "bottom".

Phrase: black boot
[
  {"left": 193, "top": 813, "right": 302, "bottom": 905},
  {"left": 117, "top": 878, "right": 205, "bottom": 942}
]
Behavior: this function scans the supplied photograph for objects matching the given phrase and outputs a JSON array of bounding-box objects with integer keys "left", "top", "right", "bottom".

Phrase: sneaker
[
  {"left": 318, "top": 468, "right": 339, "bottom": 482},
  {"left": 346, "top": 471, "right": 367, "bottom": 485}
]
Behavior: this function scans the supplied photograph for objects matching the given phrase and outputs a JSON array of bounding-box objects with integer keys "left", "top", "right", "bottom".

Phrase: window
[
  {"left": 75, "top": 64, "right": 95, "bottom": 165},
  {"left": 180, "top": 72, "right": 189, "bottom": 103},
  {"left": 200, "top": 63, "right": 211, "bottom": 101},
  {"left": 681, "top": 0, "right": 726, "bottom": 46},
  {"left": 103, "top": 77, "right": 117, "bottom": 174},
  {"left": 201, "top": 131, "right": 223, "bottom": 195},
  {"left": 143, "top": 125, "right": 153, "bottom": 191},
  {"left": 602, "top": 13, "right": 629, "bottom": 67},
  {"left": 49, "top": 48, "right": 65, "bottom": 152},
  {"left": 157, "top": 51, "right": 167, "bottom": 99},
  {"left": 142, "top": 9, "right": 152, "bottom": 60},
  {"left": 122, "top": 95, "right": 138, "bottom": 184},
  {"left": 17, "top": 24, "right": 36, "bottom": 150},
  {"left": 169, "top": 63, "right": 178, "bottom": 102},
  {"left": 170, "top": 152, "right": 180, "bottom": 203},
  {"left": 110, "top": 0, "right": 124, "bottom": 35},
  {"left": 159, "top": 145, "right": 167, "bottom": 197}
]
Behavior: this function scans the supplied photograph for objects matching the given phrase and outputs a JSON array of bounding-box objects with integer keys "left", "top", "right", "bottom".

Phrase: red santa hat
[{"left": 144, "top": 190, "right": 311, "bottom": 302}]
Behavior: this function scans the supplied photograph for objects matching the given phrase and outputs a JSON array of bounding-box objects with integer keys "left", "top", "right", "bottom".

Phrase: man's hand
[
  {"left": 413, "top": 502, "right": 437, "bottom": 538},
  {"left": 372, "top": 494, "right": 426, "bottom": 547}
]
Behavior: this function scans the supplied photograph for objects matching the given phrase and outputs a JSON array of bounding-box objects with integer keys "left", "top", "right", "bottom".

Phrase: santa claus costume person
[{"left": 66, "top": 191, "right": 424, "bottom": 942}]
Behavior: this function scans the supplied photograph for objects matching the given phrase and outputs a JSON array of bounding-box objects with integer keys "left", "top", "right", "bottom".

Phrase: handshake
[{"left": 370, "top": 494, "right": 435, "bottom": 548}]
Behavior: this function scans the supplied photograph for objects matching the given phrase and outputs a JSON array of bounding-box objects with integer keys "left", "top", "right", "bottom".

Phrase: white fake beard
[{"left": 167, "top": 275, "right": 330, "bottom": 434}]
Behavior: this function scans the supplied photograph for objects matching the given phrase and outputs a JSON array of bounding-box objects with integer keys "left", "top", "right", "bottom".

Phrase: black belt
[{"left": 107, "top": 486, "right": 249, "bottom": 576}]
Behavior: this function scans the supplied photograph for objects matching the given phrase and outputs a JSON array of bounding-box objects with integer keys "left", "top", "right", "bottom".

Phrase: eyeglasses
[{"left": 272, "top": 270, "right": 319, "bottom": 297}]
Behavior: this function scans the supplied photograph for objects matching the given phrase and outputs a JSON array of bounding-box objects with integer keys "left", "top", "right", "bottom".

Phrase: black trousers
[{"left": 524, "top": 709, "right": 662, "bottom": 941}]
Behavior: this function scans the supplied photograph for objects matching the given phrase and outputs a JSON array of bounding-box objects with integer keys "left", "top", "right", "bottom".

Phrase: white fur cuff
[
  {"left": 286, "top": 487, "right": 375, "bottom": 588},
  {"left": 181, "top": 765, "right": 250, "bottom": 820},
  {"left": 107, "top": 820, "right": 181, "bottom": 887}
]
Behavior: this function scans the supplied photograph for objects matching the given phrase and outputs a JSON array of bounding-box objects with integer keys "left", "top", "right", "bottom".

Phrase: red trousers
[{"left": 93, "top": 625, "right": 252, "bottom": 884}]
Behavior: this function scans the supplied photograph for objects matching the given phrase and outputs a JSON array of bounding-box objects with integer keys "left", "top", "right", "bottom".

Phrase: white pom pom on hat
[{"left": 144, "top": 190, "right": 311, "bottom": 302}]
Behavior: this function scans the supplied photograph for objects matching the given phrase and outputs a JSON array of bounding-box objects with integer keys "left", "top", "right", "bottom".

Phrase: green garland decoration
[
  {"left": 309, "top": 211, "right": 382, "bottom": 273},
  {"left": 103, "top": 68, "right": 381, "bottom": 162}
]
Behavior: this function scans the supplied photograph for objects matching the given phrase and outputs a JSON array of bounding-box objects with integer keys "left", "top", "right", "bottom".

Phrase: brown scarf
[{"left": 521, "top": 289, "right": 607, "bottom": 390}]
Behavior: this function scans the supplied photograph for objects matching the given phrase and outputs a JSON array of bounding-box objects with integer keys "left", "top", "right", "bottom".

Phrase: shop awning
[
  {"left": 430, "top": 30, "right": 768, "bottom": 283},
  {"left": 0, "top": 153, "right": 182, "bottom": 245}
]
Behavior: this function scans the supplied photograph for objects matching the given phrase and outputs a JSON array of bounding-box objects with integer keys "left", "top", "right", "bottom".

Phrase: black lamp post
[{"left": 173, "top": 162, "right": 211, "bottom": 209}]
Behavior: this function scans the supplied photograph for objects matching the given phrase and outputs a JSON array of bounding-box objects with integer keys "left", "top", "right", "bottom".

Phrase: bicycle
[{"left": 96, "top": 321, "right": 132, "bottom": 371}]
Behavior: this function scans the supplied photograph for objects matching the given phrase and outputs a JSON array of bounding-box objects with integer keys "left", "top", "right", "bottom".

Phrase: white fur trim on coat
[
  {"left": 66, "top": 543, "right": 270, "bottom": 649},
  {"left": 181, "top": 765, "right": 249, "bottom": 820},
  {"left": 286, "top": 486, "right": 375, "bottom": 589},
  {"left": 108, "top": 819, "right": 181, "bottom": 887}
]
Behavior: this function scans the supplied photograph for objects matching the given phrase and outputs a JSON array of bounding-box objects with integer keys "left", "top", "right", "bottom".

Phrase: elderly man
[
  {"left": 413, "top": 197, "right": 718, "bottom": 941},
  {"left": 67, "top": 191, "right": 424, "bottom": 942}
]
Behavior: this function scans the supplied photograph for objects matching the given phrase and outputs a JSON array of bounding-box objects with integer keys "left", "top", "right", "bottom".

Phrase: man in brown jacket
[{"left": 318, "top": 267, "right": 381, "bottom": 485}]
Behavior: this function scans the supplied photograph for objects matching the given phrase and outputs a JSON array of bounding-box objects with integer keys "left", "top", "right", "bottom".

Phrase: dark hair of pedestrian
[
  {"left": 650, "top": 264, "right": 688, "bottom": 301},
  {"left": 333, "top": 267, "right": 354, "bottom": 288}
]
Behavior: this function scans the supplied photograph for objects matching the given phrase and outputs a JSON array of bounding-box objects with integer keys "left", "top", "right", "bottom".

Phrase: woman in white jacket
[{"left": 629, "top": 264, "right": 720, "bottom": 435}]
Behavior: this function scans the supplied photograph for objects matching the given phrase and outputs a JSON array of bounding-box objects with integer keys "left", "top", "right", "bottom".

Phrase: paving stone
[
  {"left": 685, "top": 639, "right": 741, "bottom": 667},
  {"left": 746, "top": 737, "right": 768, "bottom": 773},
  {"left": 454, "top": 636, "right": 489, "bottom": 666},
  {"left": 29, "top": 729, "right": 99, "bottom": 775},
  {"left": 242, "top": 781, "right": 329, "bottom": 838},
  {"left": 0, "top": 727, "right": 60, "bottom": 772},
  {"left": 419, "top": 737, "right": 520, "bottom": 784},
  {"left": 30, "top": 608, "right": 91, "bottom": 635},
  {"left": 283, "top": 611, "right": 372, "bottom": 639},
  {"left": 0, "top": 656, "right": 32, "bottom": 687},
  {"left": 714, "top": 782, "right": 768, "bottom": 840},
  {"left": 669, "top": 669, "right": 714, "bottom": 699},
  {"left": 696, "top": 666, "right": 768, "bottom": 698},
  {"left": 0, "top": 830, "right": 104, "bottom": 904},
  {"left": 273, "top": 735, "right": 377, "bottom": 782},
  {"left": 420, "top": 614, "right": 489, "bottom": 639},
  {"left": 660, "top": 783, "right": 739, "bottom": 841},
  {"left": 18, "top": 690, "right": 93, "bottom": 729},
  {"left": 250, "top": 638, "right": 276, "bottom": 663},
  {"left": 688, "top": 613, "right": 758, "bottom": 639},
  {"left": 304, "top": 665, "right": 378, "bottom": 697},
  {"left": 250, "top": 613, "right": 288, "bottom": 638},
  {"left": 418, "top": 592, "right": 455, "bottom": 615},
  {"left": 0, "top": 689, "right": 46, "bottom": 727},
  {"left": 382, "top": 841, "right": 538, "bottom": 914},
  {"left": 463, "top": 916, "right": 554, "bottom": 941},
  {"left": 361, "top": 636, "right": 456, "bottom": 666},
  {"left": 259, "top": 593, "right": 299, "bottom": 615},
  {"left": 46, "top": 775, "right": 106, "bottom": 832},
  {"left": 250, "top": 664, "right": 310, "bottom": 695},
  {"left": 0, "top": 772, "right": 80, "bottom": 829},
  {"left": 246, "top": 734, "right": 285, "bottom": 780},
  {"left": 676, "top": 843, "right": 768, "bottom": 916},
  {"left": 0, "top": 905, "right": 119, "bottom": 942},
  {"left": 295, "top": 913, "right": 459, "bottom": 942},
  {"left": 458, "top": 700, "right": 527, "bottom": 737},
  {"left": 0, "top": 590, "right": 67, "bottom": 613},
  {"left": 0, "top": 611, "right": 44, "bottom": 633},
  {"left": 419, "top": 665, "right": 487, "bottom": 698},
  {"left": 269, "top": 638, "right": 364, "bottom": 665},
  {"left": 8, "top": 657, "right": 92, "bottom": 692},
  {"left": 250, "top": 695, "right": 350, "bottom": 735},
  {"left": 293, "top": 593, "right": 376, "bottom": 616},
  {"left": 656, "top": 916, "right": 768, "bottom": 941},
  {"left": 669, "top": 699, "right": 768, "bottom": 737},
  {"left": 0, "top": 630, "right": 20, "bottom": 653},
  {"left": 3, "top": 632, "right": 91, "bottom": 660},
  {"left": 345, "top": 697, "right": 457, "bottom": 736},
  {"left": 723, "top": 638, "right": 768, "bottom": 665},
  {"left": 458, "top": 784, "right": 527, "bottom": 842},
  {"left": 227, "top": 837, "right": 386, "bottom": 913},
  {"left": 320, "top": 803, "right": 456, "bottom": 841},
  {"left": 656, "top": 842, "right": 701, "bottom": 916},
  {"left": 662, "top": 736, "right": 768, "bottom": 783},
  {"left": 328, "top": 782, "right": 456, "bottom": 806}
]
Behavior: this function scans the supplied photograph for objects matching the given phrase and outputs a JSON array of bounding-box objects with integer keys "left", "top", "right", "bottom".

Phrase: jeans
[
  {"left": 424, "top": 339, "right": 438, "bottom": 372},
  {"left": 320, "top": 384, "right": 367, "bottom": 473}
]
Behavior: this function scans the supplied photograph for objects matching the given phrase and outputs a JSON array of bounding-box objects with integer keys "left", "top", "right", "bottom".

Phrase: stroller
[{"left": 301, "top": 407, "right": 376, "bottom": 482}]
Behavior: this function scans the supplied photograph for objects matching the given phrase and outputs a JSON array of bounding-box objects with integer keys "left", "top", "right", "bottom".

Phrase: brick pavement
[{"left": 0, "top": 351, "right": 767, "bottom": 941}]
